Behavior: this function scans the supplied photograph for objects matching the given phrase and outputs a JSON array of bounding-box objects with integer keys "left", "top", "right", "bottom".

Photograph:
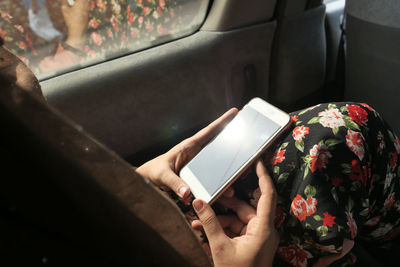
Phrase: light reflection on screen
[{"left": 188, "top": 106, "right": 280, "bottom": 196}]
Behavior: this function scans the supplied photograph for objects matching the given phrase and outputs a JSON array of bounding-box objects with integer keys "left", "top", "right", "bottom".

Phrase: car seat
[
  {"left": 0, "top": 46, "right": 210, "bottom": 266},
  {"left": 344, "top": 0, "right": 400, "bottom": 134}
]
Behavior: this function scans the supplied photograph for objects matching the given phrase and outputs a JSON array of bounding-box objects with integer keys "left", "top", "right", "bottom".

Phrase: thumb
[{"left": 193, "top": 199, "right": 227, "bottom": 244}]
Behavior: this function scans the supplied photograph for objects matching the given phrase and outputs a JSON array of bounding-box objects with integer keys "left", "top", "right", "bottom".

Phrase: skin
[
  {"left": 136, "top": 108, "right": 239, "bottom": 203},
  {"left": 61, "top": 0, "right": 89, "bottom": 50},
  {"left": 192, "top": 161, "right": 279, "bottom": 267},
  {"left": 137, "top": 110, "right": 280, "bottom": 267},
  {"left": 137, "top": 110, "right": 353, "bottom": 266}
]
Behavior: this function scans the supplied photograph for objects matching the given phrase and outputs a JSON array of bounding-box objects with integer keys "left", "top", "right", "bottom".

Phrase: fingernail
[
  {"left": 178, "top": 186, "right": 188, "bottom": 198},
  {"left": 193, "top": 200, "right": 203, "bottom": 212}
]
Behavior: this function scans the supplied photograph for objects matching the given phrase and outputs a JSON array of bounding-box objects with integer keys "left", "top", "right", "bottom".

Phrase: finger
[
  {"left": 191, "top": 108, "right": 238, "bottom": 146},
  {"left": 222, "top": 186, "right": 234, "bottom": 198},
  {"left": 192, "top": 199, "right": 227, "bottom": 245},
  {"left": 158, "top": 170, "right": 190, "bottom": 200},
  {"left": 192, "top": 214, "right": 245, "bottom": 235},
  {"left": 217, "top": 215, "right": 245, "bottom": 235},
  {"left": 255, "top": 160, "right": 277, "bottom": 228},
  {"left": 171, "top": 108, "right": 239, "bottom": 170},
  {"left": 218, "top": 196, "right": 256, "bottom": 224},
  {"left": 191, "top": 219, "right": 203, "bottom": 231}
]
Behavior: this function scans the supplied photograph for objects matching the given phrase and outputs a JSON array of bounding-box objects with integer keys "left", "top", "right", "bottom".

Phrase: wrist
[{"left": 65, "top": 35, "right": 86, "bottom": 50}]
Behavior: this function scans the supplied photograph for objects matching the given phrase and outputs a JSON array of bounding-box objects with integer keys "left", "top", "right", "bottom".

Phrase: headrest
[{"left": 346, "top": 0, "right": 400, "bottom": 28}]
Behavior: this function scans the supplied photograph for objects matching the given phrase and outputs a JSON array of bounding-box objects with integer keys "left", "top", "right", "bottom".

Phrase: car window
[{"left": 0, "top": 0, "right": 209, "bottom": 80}]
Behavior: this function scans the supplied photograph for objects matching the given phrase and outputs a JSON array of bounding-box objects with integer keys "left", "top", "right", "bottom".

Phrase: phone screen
[{"left": 187, "top": 105, "right": 280, "bottom": 196}]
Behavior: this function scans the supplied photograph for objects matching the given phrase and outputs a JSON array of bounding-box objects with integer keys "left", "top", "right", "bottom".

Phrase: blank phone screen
[{"left": 187, "top": 105, "right": 280, "bottom": 196}]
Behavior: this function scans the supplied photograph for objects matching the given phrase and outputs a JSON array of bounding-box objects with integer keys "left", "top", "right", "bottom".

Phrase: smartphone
[{"left": 179, "top": 97, "right": 291, "bottom": 204}]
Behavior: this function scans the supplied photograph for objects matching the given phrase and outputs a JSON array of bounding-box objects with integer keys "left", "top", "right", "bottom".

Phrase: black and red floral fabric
[
  {"left": 235, "top": 102, "right": 400, "bottom": 266},
  {"left": 0, "top": 0, "right": 202, "bottom": 77},
  {"left": 177, "top": 102, "right": 400, "bottom": 266}
]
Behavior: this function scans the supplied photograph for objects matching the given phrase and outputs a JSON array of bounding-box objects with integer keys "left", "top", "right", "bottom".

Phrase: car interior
[{"left": 0, "top": 0, "right": 399, "bottom": 266}]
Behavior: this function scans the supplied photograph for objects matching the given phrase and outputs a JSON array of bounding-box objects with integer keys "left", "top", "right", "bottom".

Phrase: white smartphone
[{"left": 179, "top": 97, "right": 292, "bottom": 204}]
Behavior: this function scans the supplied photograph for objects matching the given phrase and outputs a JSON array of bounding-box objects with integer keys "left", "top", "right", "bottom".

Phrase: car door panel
[{"left": 42, "top": 22, "right": 277, "bottom": 162}]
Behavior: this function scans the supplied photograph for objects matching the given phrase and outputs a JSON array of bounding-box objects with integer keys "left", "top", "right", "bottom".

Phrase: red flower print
[
  {"left": 364, "top": 216, "right": 381, "bottom": 227},
  {"left": 347, "top": 254, "right": 357, "bottom": 265},
  {"left": 389, "top": 152, "right": 398, "bottom": 169},
  {"left": 25, "top": 34, "right": 33, "bottom": 49},
  {"left": 290, "top": 194, "right": 317, "bottom": 221},
  {"left": 138, "top": 0, "right": 142, "bottom": 5},
  {"left": 89, "top": 19, "right": 99, "bottom": 29},
  {"left": 131, "top": 29, "right": 138, "bottom": 38},
  {"left": 111, "top": 15, "right": 119, "bottom": 32},
  {"left": 349, "top": 160, "right": 368, "bottom": 185},
  {"left": 346, "top": 129, "right": 365, "bottom": 160},
  {"left": 138, "top": 16, "right": 144, "bottom": 24},
  {"left": 14, "top": 24, "right": 24, "bottom": 33},
  {"left": 87, "top": 49, "right": 97, "bottom": 59},
  {"left": 270, "top": 148, "right": 286, "bottom": 165},
  {"left": 291, "top": 115, "right": 299, "bottom": 122},
  {"left": 1, "top": 10, "right": 12, "bottom": 20},
  {"left": 96, "top": 0, "right": 106, "bottom": 10},
  {"left": 107, "top": 29, "right": 113, "bottom": 38},
  {"left": 322, "top": 212, "right": 336, "bottom": 227},
  {"left": 384, "top": 192, "right": 395, "bottom": 211},
  {"left": 121, "top": 32, "right": 126, "bottom": 45},
  {"left": 292, "top": 125, "right": 309, "bottom": 142},
  {"left": 145, "top": 23, "right": 153, "bottom": 30},
  {"left": 347, "top": 104, "right": 368, "bottom": 125},
  {"left": 332, "top": 176, "right": 343, "bottom": 187},
  {"left": 158, "top": 0, "right": 166, "bottom": 9},
  {"left": 18, "top": 41, "right": 27, "bottom": 50},
  {"left": 90, "top": 1, "right": 95, "bottom": 10},
  {"left": 0, "top": 28, "right": 6, "bottom": 39},
  {"left": 157, "top": 25, "right": 164, "bottom": 34},
  {"left": 383, "top": 227, "right": 400, "bottom": 241},
  {"left": 90, "top": 32, "right": 103, "bottom": 46},
  {"left": 142, "top": 6, "right": 150, "bottom": 15},
  {"left": 371, "top": 223, "right": 393, "bottom": 239},
  {"left": 128, "top": 13, "right": 135, "bottom": 25},
  {"left": 277, "top": 244, "right": 312, "bottom": 267},
  {"left": 394, "top": 134, "right": 400, "bottom": 154},
  {"left": 360, "top": 103, "right": 374, "bottom": 111},
  {"left": 275, "top": 205, "right": 286, "bottom": 229},
  {"left": 309, "top": 144, "right": 331, "bottom": 173},
  {"left": 346, "top": 211, "right": 357, "bottom": 239}
]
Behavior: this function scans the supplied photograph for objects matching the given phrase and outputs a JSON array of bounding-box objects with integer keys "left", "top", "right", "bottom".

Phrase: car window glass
[{"left": 0, "top": 0, "right": 209, "bottom": 80}]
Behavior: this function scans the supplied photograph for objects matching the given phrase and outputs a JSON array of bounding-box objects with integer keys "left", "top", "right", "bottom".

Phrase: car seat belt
[
  {"left": 275, "top": 0, "right": 309, "bottom": 19},
  {"left": 335, "top": 7, "right": 346, "bottom": 96},
  {"left": 307, "top": 0, "right": 323, "bottom": 9}
]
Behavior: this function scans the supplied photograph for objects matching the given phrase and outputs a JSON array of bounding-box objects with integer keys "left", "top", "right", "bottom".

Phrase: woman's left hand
[{"left": 136, "top": 108, "right": 238, "bottom": 203}]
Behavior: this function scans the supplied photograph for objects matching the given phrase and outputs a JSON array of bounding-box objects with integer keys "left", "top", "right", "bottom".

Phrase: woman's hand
[
  {"left": 191, "top": 161, "right": 279, "bottom": 267},
  {"left": 61, "top": 0, "right": 89, "bottom": 50},
  {"left": 136, "top": 108, "right": 238, "bottom": 203}
]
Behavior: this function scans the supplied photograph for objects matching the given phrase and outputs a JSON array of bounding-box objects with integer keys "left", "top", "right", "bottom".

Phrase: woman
[
  {"left": 2, "top": 32, "right": 398, "bottom": 265},
  {"left": 137, "top": 102, "right": 400, "bottom": 266}
]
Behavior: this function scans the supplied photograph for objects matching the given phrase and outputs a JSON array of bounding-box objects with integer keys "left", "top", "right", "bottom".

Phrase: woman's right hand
[{"left": 191, "top": 160, "right": 280, "bottom": 267}]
